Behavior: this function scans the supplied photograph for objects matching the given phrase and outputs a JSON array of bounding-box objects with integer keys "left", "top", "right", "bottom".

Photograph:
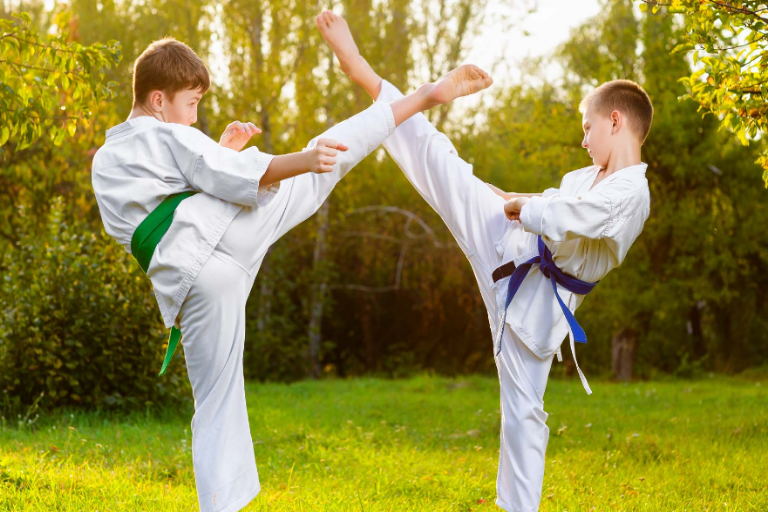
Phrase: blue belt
[{"left": 495, "top": 235, "right": 598, "bottom": 393}]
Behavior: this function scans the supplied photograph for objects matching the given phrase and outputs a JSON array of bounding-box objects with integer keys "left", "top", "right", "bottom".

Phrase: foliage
[
  {"left": 0, "top": 197, "right": 191, "bottom": 412},
  {"left": 0, "top": 11, "right": 120, "bottom": 153},
  {"left": 636, "top": 0, "right": 768, "bottom": 185}
]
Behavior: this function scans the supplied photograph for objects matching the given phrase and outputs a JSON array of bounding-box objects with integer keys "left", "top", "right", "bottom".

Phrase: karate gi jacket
[
  {"left": 91, "top": 116, "right": 279, "bottom": 329},
  {"left": 92, "top": 103, "right": 396, "bottom": 331}
]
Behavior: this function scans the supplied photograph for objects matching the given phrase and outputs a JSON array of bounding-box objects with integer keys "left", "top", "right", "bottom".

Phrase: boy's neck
[
  {"left": 127, "top": 105, "right": 161, "bottom": 122},
  {"left": 602, "top": 144, "right": 642, "bottom": 175}
]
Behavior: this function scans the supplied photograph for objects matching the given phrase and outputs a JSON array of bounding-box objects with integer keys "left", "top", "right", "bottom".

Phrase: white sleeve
[
  {"left": 271, "top": 101, "right": 396, "bottom": 242},
  {"left": 519, "top": 191, "right": 614, "bottom": 242},
  {"left": 169, "top": 125, "right": 278, "bottom": 208},
  {"left": 376, "top": 80, "right": 507, "bottom": 271},
  {"left": 541, "top": 187, "right": 560, "bottom": 198}
]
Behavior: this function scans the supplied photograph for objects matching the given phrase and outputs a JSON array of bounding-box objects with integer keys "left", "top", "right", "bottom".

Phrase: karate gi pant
[
  {"left": 376, "top": 80, "right": 555, "bottom": 512},
  {"left": 173, "top": 101, "right": 396, "bottom": 512},
  {"left": 494, "top": 324, "right": 554, "bottom": 512}
]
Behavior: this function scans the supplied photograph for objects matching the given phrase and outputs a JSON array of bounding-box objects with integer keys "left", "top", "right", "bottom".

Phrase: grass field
[{"left": 1, "top": 374, "right": 766, "bottom": 511}]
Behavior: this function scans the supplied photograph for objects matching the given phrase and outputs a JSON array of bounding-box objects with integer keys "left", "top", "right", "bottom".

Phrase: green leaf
[
  {"left": 52, "top": 127, "right": 66, "bottom": 146},
  {"left": 736, "top": 126, "right": 749, "bottom": 146},
  {"left": 672, "top": 43, "right": 695, "bottom": 54}
]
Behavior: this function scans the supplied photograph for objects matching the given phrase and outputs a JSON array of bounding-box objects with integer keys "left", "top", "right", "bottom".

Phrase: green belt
[{"left": 130, "top": 191, "right": 198, "bottom": 376}]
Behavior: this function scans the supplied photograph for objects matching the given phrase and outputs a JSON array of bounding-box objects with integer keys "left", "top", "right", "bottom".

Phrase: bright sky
[
  {"left": 39, "top": 0, "right": 602, "bottom": 85},
  {"left": 463, "top": 0, "right": 602, "bottom": 86},
  {"left": 38, "top": 0, "right": 602, "bottom": 102}
]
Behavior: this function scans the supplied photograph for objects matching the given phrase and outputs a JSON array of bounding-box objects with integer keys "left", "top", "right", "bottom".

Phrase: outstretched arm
[{"left": 269, "top": 63, "right": 494, "bottom": 244}]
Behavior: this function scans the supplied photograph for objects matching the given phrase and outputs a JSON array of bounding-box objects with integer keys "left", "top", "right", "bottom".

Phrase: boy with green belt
[{"left": 91, "top": 35, "right": 492, "bottom": 512}]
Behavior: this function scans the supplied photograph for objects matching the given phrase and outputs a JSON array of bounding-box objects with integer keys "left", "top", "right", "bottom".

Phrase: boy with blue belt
[
  {"left": 91, "top": 35, "right": 492, "bottom": 512},
  {"left": 316, "top": 10, "right": 653, "bottom": 512}
]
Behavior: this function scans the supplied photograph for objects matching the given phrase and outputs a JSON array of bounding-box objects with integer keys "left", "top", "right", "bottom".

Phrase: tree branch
[
  {"left": 0, "top": 33, "right": 79, "bottom": 54},
  {"left": 0, "top": 59, "right": 80, "bottom": 74},
  {"left": 707, "top": 0, "right": 768, "bottom": 23}
]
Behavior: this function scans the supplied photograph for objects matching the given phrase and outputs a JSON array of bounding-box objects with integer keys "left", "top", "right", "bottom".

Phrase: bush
[{"left": 0, "top": 197, "right": 191, "bottom": 413}]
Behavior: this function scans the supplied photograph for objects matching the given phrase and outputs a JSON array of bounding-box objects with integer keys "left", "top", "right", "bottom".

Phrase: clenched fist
[
  {"left": 504, "top": 197, "right": 530, "bottom": 222},
  {"left": 307, "top": 138, "right": 349, "bottom": 174}
]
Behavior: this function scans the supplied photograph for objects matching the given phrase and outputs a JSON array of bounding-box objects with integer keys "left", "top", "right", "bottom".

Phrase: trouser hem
[
  {"left": 215, "top": 482, "right": 260, "bottom": 512},
  {"left": 496, "top": 498, "right": 538, "bottom": 512}
]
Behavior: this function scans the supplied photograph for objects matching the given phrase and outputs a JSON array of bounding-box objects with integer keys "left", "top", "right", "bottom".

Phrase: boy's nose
[{"left": 581, "top": 138, "right": 588, "bottom": 149}]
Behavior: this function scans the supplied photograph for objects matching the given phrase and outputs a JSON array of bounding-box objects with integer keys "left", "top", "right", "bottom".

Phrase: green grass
[{"left": 1, "top": 374, "right": 766, "bottom": 511}]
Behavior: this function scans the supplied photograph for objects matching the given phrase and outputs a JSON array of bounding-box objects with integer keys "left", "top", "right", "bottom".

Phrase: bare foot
[
  {"left": 421, "top": 64, "right": 494, "bottom": 107},
  {"left": 315, "top": 10, "right": 382, "bottom": 98}
]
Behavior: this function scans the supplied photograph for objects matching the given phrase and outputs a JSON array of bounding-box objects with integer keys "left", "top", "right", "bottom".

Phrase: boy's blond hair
[
  {"left": 132, "top": 37, "right": 210, "bottom": 106},
  {"left": 579, "top": 79, "right": 654, "bottom": 144}
]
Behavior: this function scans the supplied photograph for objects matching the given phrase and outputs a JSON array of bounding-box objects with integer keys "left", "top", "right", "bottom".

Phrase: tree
[
  {"left": 0, "top": 10, "right": 120, "bottom": 250},
  {"left": 637, "top": 0, "right": 768, "bottom": 185},
  {"left": 0, "top": 11, "right": 120, "bottom": 153}
]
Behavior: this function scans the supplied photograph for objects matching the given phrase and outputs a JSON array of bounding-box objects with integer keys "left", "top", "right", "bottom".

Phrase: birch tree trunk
[{"left": 611, "top": 327, "right": 637, "bottom": 381}]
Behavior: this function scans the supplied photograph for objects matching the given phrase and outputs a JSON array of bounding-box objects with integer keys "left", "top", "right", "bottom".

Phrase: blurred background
[{"left": 2, "top": 0, "right": 767, "bottom": 412}]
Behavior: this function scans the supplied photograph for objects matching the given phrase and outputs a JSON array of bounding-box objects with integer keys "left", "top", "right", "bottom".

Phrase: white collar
[{"left": 105, "top": 115, "right": 162, "bottom": 139}]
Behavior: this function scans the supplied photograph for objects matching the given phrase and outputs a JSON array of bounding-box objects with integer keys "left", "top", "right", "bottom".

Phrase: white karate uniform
[
  {"left": 91, "top": 101, "right": 396, "bottom": 512},
  {"left": 376, "top": 80, "right": 650, "bottom": 512}
]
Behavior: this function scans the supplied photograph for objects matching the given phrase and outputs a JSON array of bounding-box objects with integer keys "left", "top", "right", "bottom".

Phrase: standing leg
[
  {"left": 177, "top": 249, "right": 260, "bottom": 512},
  {"left": 495, "top": 328, "right": 555, "bottom": 512}
]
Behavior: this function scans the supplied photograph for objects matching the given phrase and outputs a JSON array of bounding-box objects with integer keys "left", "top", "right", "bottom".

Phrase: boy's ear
[{"left": 148, "top": 90, "right": 164, "bottom": 113}]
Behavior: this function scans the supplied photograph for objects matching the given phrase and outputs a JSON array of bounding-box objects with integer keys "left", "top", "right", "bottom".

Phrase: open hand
[
  {"left": 504, "top": 197, "right": 529, "bottom": 222},
  {"left": 309, "top": 138, "right": 349, "bottom": 174},
  {"left": 220, "top": 120, "right": 261, "bottom": 151}
]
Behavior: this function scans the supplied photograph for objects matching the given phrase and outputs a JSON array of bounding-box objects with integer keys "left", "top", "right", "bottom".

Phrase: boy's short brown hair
[
  {"left": 579, "top": 79, "right": 654, "bottom": 144},
  {"left": 132, "top": 37, "right": 210, "bottom": 106}
]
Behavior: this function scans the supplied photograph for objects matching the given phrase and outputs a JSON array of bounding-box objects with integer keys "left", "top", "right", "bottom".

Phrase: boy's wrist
[{"left": 306, "top": 148, "right": 320, "bottom": 173}]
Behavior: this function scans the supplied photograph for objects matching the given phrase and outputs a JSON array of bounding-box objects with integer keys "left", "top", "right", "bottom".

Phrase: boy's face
[
  {"left": 149, "top": 87, "right": 204, "bottom": 126},
  {"left": 581, "top": 106, "right": 616, "bottom": 169}
]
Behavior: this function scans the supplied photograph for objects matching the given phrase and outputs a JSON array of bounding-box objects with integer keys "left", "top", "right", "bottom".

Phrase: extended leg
[{"left": 318, "top": 10, "right": 507, "bottom": 273}]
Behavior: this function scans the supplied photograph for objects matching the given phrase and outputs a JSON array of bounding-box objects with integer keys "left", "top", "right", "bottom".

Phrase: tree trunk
[
  {"left": 611, "top": 327, "right": 637, "bottom": 381},
  {"left": 689, "top": 300, "right": 706, "bottom": 360},
  {"left": 307, "top": 201, "right": 329, "bottom": 379},
  {"left": 306, "top": 42, "right": 338, "bottom": 379}
]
